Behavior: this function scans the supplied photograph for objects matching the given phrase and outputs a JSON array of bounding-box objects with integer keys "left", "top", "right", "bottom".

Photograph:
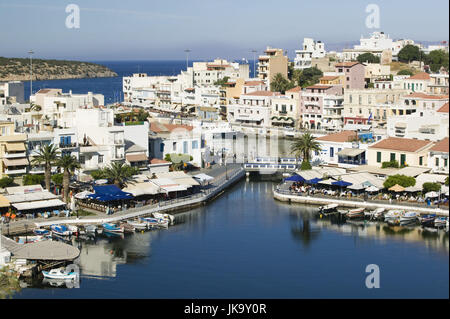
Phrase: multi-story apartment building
[
  {"left": 427, "top": 73, "right": 449, "bottom": 95},
  {"left": 0, "top": 121, "right": 28, "bottom": 180},
  {"left": 191, "top": 59, "right": 249, "bottom": 87},
  {"left": 257, "top": 47, "right": 288, "bottom": 86},
  {"left": 342, "top": 88, "right": 407, "bottom": 126},
  {"left": 300, "top": 85, "right": 343, "bottom": 130},
  {"left": 334, "top": 62, "right": 366, "bottom": 90},
  {"left": 0, "top": 81, "right": 25, "bottom": 105},
  {"left": 294, "top": 38, "right": 326, "bottom": 70},
  {"left": 270, "top": 93, "right": 300, "bottom": 128},
  {"left": 399, "top": 72, "right": 432, "bottom": 93}
]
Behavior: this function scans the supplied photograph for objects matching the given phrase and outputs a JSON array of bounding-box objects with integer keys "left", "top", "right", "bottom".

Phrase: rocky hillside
[{"left": 0, "top": 57, "right": 117, "bottom": 81}]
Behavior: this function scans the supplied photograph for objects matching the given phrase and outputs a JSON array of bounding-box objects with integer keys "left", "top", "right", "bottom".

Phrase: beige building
[
  {"left": 343, "top": 88, "right": 408, "bottom": 126},
  {"left": 0, "top": 121, "right": 28, "bottom": 180},
  {"left": 364, "top": 63, "right": 391, "bottom": 83},
  {"left": 367, "top": 137, "right": 434, "bottom": 168},
  {"left": 270, "top": 88, "right": 301, "bottom": 128},
  {"left": 257, "top": 47, "right": 288, "bottom": 86}
]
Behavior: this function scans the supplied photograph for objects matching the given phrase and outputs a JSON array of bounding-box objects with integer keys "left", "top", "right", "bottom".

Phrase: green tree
[
  {"left": 357, "top": 53, "right": 380, "bottom": 64},
  {"left": 103, "top": 162, "right": 137, "bottom": 187},
  {"left": 397, "top": 69, "right": 414, "bottom": 76},
  {"left": 383, "top": 174, "right": 416, "bottom": 189},
  {"left": 90, "top": 170, "right": 106, "bottom": 180},
  {"left": 0, "top": 176, "right": 14, "bottom": 188},
  {"left": 290, "top": 132, "right": 321, "bottom": 170},
  {"left": 422, "top": 182, "right": 441, "bottom": 193},
  {"left": 51, "top": 173, "right": 63, "bottom": 186},
  {"left": 445, "top": 176, "right": 449, "bottom": 186},
  {"left": 398, "top": 45, "right": 422, "bottom": 63},
  {"left": 214, "top": 76, "right": 230, "bottom": 86},
  {"left": 297, "top": 67, "right": 323, "bottom": 87},
  {"left": 31, "top": 144, "right": 60, "bottom": 191},
  {"left": 22, "top": 174, "right": 45, "bottom": 186},
  {"left": 424, "top": 50, "right": 449, "bottom": 73},
  {"left": 56, "top": 155, "right": 81, "bottom": 202},
  {"left": 136, "top": 108, "right": 149, "bottom": 122},
  {"left": 270, "top": 73, "right": 295, "bottom": 94}
]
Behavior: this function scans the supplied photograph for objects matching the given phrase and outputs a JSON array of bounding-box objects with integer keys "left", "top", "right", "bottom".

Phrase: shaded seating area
[{"left": 78, "top": 185, "right": 134, "bottom": 214}]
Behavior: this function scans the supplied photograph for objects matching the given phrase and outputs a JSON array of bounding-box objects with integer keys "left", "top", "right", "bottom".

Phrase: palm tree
[
  {"left": 103, "top": 162, "right": 137, "bottom": 188},
  {"left": 290, "top": 132, "right": 321, "bottom": 168},
  {"left": 56, "top": 154, "right": 80, "bottom": 203},
  {"left": 31, "top": 144, "right": 60, "bottom": 191}
]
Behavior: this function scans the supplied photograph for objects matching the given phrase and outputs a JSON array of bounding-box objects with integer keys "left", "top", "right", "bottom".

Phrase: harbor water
[{"left": 13, "top": 179, "right": 449, "bottom": 299}]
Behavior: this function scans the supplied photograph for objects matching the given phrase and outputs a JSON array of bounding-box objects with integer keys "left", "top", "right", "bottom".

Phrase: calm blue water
[
  {"left": 22, "top": 60, "right": 257, "bottom": 104},
  {"left": 13, "top": 180, "right": 449, "bottom": 299}
]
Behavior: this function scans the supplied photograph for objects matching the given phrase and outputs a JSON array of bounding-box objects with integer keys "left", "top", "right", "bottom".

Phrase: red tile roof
[
  {"left": 150, "top": 158, "right": 171, "bottom": 164},
  {"left": 405, "top": 93, "right": 449, "bottom": 100},
  {"left": 370, "top": 137, "right": 433, "bottom": 152},
  {"left": 286, "top": 86, "right": 302, "bottom": 93},
  {"left": 430, "top": 137, "right": 449, "bottom": 153},
  {"left": 244, "top": 81, "right": 265, "bottom": 86},
  {"left": 409, "top": 72, "right": 431, "bottom": 80},
  {"left": 437, "top": 102, "right": 449, "bottom": 113},
  {"left": 320, "top": 76, "right": 340, "bottom": 81},
  {"left": 305, "top": 85, "right": 333, "bottom": 90},
  {"left": 316, "top": 131, "right": 357, "bottom": 143},
  {"left": 150, "top": 122, "right": 193, "bottom": 133}
]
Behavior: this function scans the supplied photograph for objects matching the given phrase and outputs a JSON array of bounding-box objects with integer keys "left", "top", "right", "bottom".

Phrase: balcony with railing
[
  {"left": 338, "top": 157, "right": 367, "bottom": 165},
  {"left": 4, "top": 151, "right": 27, "bottom": 158},
  {"left": 59, "top": 142, "right": 78, "bottom": 149}
]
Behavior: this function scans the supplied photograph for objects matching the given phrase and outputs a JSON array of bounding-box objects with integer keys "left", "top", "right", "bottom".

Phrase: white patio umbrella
[
  {"left": 95, "top": 179, "right": 108, "bottom": 185},
  {"left": 425, "top": 191, "right": 439, "bottom": 198},
  {"left": 365, "top": 185, "right": 379, "bottom": 193},
  {"left": 74, "top": 190, "right": 94, "bottom": 199}
]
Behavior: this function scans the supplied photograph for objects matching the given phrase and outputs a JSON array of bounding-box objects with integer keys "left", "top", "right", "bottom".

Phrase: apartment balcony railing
[
  {"left": 4, "top": 152, "right": 27, "bottom": 158},
  {"left": 4, "top": 167, "right": 27, "bottom": 175},
  {"left": 59, "top": 142, "right": 78, "bottom": 149}
]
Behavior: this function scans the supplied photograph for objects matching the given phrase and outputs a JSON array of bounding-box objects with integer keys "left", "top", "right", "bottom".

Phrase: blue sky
[{"left": 0, "top": 0, "right": 448, "bottom": 61}]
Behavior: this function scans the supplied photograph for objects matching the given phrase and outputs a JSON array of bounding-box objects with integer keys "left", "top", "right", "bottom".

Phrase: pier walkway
[
  {"left": 1, "top": 165, "right": 245, "bottom": 234},
  {"left": 273, "top": 189, "right": 449, "bottom": 216}
]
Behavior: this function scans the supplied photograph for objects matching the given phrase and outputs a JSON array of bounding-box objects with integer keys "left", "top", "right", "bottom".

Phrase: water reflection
[{"left": 286, "top": 206, "right": 449, "bottom": 254}]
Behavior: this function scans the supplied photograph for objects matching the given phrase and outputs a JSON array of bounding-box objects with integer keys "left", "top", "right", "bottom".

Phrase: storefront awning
[
  {"left": 126, "top": 153, "right": 148, "bottom": 163},
  {"left": 337, "top": 148, "right": 365, "bottom": 157},
  {"left": 0, "top": 195, "right": 10, "bottom": 208},
  {"left": 12, "top": 199, "right": 66, "bottom": 211},
  {"left": 3, "top": 158, "right": 29, "bottom": 167}
]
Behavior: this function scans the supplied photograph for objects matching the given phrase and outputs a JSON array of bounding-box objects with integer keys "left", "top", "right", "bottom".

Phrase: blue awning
[
  {"left": 87, "top": 185, "right": 134, "bottom": 202},
  {"left": 305, "top": 178, "right": 322, "bottom": 185},
  {"left": 331, "top": 180, "right": 353, "bottom": 187},
  {"left": 285, "top": 174, "right": 306, "bottom": 182}
]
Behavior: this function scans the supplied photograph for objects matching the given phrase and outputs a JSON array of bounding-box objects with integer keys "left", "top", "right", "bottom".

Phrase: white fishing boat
[
  {"left": 102, "top": 223, "right": 124, "bottom": 233},
  {"left": 400, "top": 211, "right": 419, "bottom": 224},
  {"left": 319, "top": 204, "right": 339, "bottom": 214},
  {"left": 152, "top": 212, "right": 175, "bottom": 224},
  {"left": 434, "top": 217, "right": 447, "bottom": 228},
  {"left": 85, "top": 225, "right": 98, "bottom": 234},
  {"left": 67, "top": 225, "right": 79, "bottom": 235},
  {"left": 384, "top": 210, "right": 404, "bottom": 223},
  {"left": 372, "top": 208, "right": 385, "bottom": 220},
  {"left": 346, "top": 208, "right": 365, "bottom": 219},
  {"left": 141, "top": 217, "right": 169, "bottom": 228},
  {"left": 120, "top": 222, "right": 136, "bottom": 233},
  {"left": 42, "top": 268, "right": 79, "bottom": 280},
  {"left": 51, "top": 224, "right": 72, "bottom": 236},
  {"left": 127, "top": 220, "right": 148, "bottom": 230}
]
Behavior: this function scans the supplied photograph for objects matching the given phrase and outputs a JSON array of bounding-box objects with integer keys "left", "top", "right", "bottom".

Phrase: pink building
[
  {"left": 335, "top": 62, "right": 365, "bottom": 90},
  {"left": 301, "top": 84, "right": 343, "bottom": 130}
]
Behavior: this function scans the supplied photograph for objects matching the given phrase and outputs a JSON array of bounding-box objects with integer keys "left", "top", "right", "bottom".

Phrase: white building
[
  {"left": 428, "top": 138, "right": 449, "bottom": 174},
  {"left": 0, "top": 81, "right": 25, "bottom": 105},
  {"left": 294, "top": 38, "right": 326, "bottom": 70}
]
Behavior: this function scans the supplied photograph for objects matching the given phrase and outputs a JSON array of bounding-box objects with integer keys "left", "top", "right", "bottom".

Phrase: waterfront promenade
[
  {"left": 1, "top": 165, "right": 245, "bottom": 236},
  {"left": 273, "top": 189, "right": 449, "bottom": 216}
]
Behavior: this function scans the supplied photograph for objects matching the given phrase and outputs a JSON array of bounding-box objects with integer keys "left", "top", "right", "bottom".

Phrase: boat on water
[
  {"left": 434, "top": 217, "right": 448, "bottom": 228},
  {"left": 365, "top": 207, "right": 385, "bottom": 220},
  {"left": 15, "top": 235, "right": 48, "bottom": 244},
  {"left": 102, "top": 223, "right": 124, "bottom": 233},
  {"left": 67, "top": 225, "right": 79, "bottom": 236},
  {"left": 50, "top": 224, "right": 72, "bottom": 236},
  {"left": 319, "top": 204, "right": 339, "bottom": 214},
  {"left": 127, "top": 220, "right": 148, "bottom": 230},
  {"left": 120, "top": 222, "right": 136, "bottom": 233},
  {"left": 84, "top": 225, "right": 98, "bottom": 234},
  {"left": 400, "top": 211, "right": 419, "bottom": 225},
  {"left": 346, "top": 208, "right": 365, "bottom": 219},
  {"left": 34, "top": 228, "right": 50, "bottom": 236},
  {"left": 419, "top": 214, "right": 436, "bottom": 227},
  {"left": 42, "top": 268, "right": 78, "bottom": 280},
  {"left": 141, "top": 217, "right": 169, "bottom": 228},
  {"left": 384, "top": 210, "right": 404, "bottom": 223},
  {"left": 152, "top": 212, "right": 175, "bottom": 224}
]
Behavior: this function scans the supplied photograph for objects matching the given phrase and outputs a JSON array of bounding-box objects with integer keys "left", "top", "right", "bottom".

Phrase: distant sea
[{"left": 22, "top": 60, "right": 258, "bottom": 104}]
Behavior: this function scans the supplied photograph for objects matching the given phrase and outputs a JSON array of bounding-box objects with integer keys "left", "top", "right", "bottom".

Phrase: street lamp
[
  {"left": 184, "top": 49, "right": 191, "bottom": 70},
  {"left": 28, "top": 50, "right": 34, "bottom": 99}
]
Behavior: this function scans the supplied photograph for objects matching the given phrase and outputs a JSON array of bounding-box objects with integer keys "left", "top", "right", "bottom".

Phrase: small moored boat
[
  {"left": 102, "top": 223, "right": 124, "bottom": 233},
  {"left": 85, "top": 225, "right": 98, "bottom": 234},
  {"left": 141, "top": 217, "right": 169, "bottom": 228},
  {"left": 152, "top": 212, "right": 175, "bottom": 224},
  {"left": 318, "top": 204, "right": 339, "bottom": 214},
  {"left": 51, "top": 224, "right": 72, "bottom": 236},
  {"left": 419, "top": 214, "right": 436, "bottom": 227},
  {"left": 34, "top": 228, "right": 50, "bottom": 236},
  {"left": 434, "top": 217, "right": 447, "bottom": 228},
  {"left": 127, "top": 220, "right": 148, "bottom": 230},
  {"left": 400, "top": 211, "right": 419, "bottom": 225},
  {"left": 346, "top": 208, "right": 365, "bottom": 219},
  {"left": 120, "top": 222, "right": 135, "bottom": 233},
  {"left": 384, "top": 210, "right": 404, "bottom": 223},
  {"left": 42, "top": 268, "right": 79, "bottom": 280}
]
